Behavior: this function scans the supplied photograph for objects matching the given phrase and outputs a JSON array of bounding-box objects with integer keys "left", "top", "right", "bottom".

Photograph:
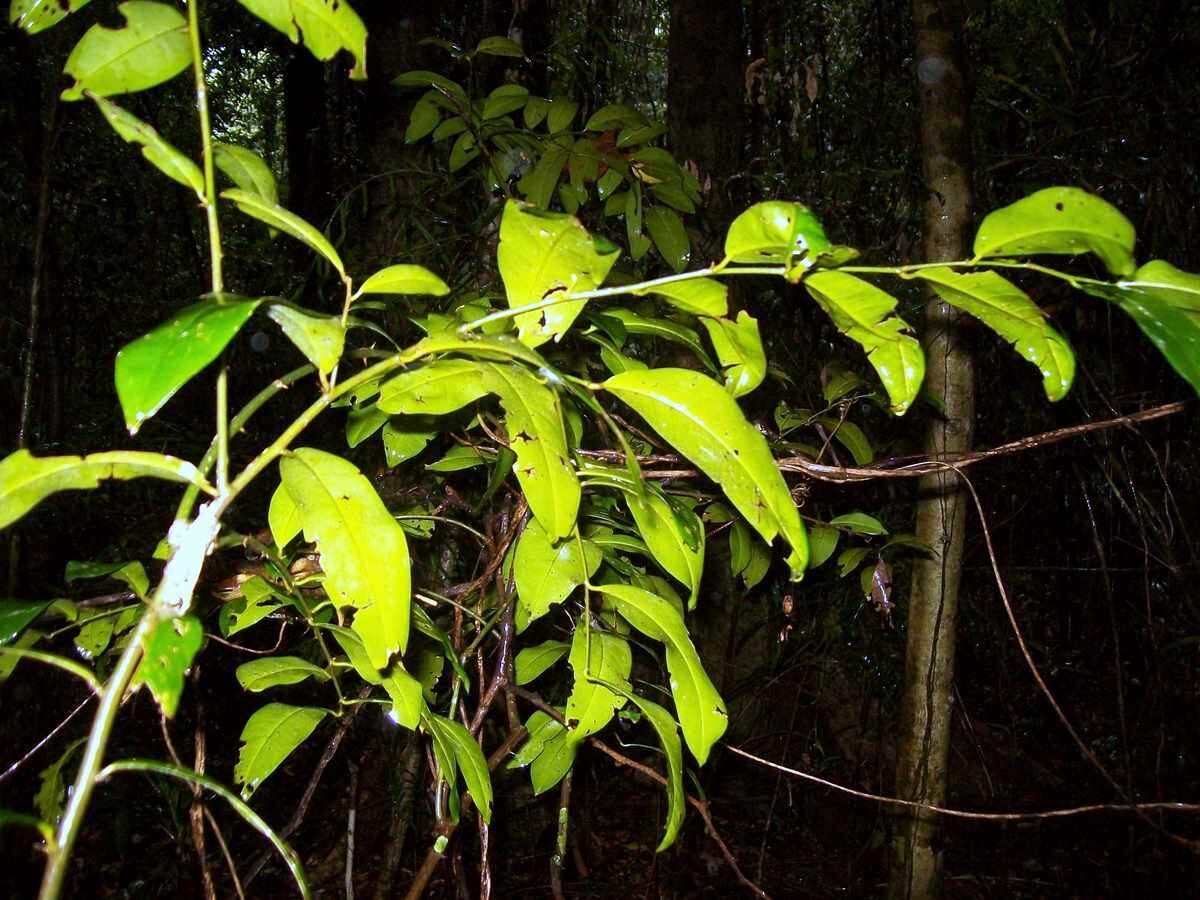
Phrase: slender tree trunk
[{"left": 888, "top": 3, "right": 975, "bottom": 899}]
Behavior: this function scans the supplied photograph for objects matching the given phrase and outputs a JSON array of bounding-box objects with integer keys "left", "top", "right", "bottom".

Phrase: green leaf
[
  {"left": 829, "top": 512, "right": 888, "bottom": 536},
  {"left": 723, "top": 201, "right": 832, "bottom": 266},
  {"left": 405, "top": 97, "right": 441, "bottom": 143},
  {"left": 626, "top": 487, "right": 704, "bottom": 610},
  {"left": 564, "top": 626, "right": 631, "bottom": 745},
  {"left": 279, "top": 448, "right": 411, "bottom": 668},
  {"left": 220, "top": 581, "right": 282, "bottom": 638},
  {"left": 213, "top": 143, "right": 278, "bottom": 204},
  {"left": 546, "top": 97, "right": 578, "bottom": 133},
  {"left": 378, "top": 359, "right": 491, "bottom": 415},
  {"left": 585, "top": 103, "right": 648, "bottom": 131},
  {"left": 0, "top": 599, "right": 49, "bottom": 645},
  {"left": 803, "top": 271, "right": 925, "bottom": 415},
  {"left": 236, "top": 0, "right": 367, "bottom": 79},
  {"left": 235, "top": 703, "right": 328, "bottom": 799},
  {"left": 35, "top": 739, "right": 85, "bottom": 826},
  {"left": 633, "top": 277, "right": 727, "bottom": 317},
  {"left": 448, "top": 131, "right": 479, "bottom": 172},
  {"left": 519, "top": 143, "right": 569, "bottom": 209},
  {"left": 382, "top": 424, "right": 434, "bottom": 466},
  {"left": 818, "top": 418, "right": 874, "bottom": 465},
  {"left": 139, "top": 614, "right": 202, "bottom": 717},
  {"left": 617, "top": 122, "right": 667, "bottom": 148},
  {"left": 1079, "top": 280, "right": 1200, "bottom": 396},
  {"left": 268, "top": 483, "right": 303, "bottom": 549},
  {"left": 1130, "top": 261, "right": 1200, "bottom": 314},
  {"left": 483, "top": 83, "right": 529, "bottom": 119},
  {"left": 513, "top": 519, "right": 601, "bottom": 631},
  {"left": 475, "top": 35, "right": 525, "bottom": 57},
  {"left": 266, "top": 304, "right": 346, "bottom": 377},
  {"left": 236, "top": 656, "right": 330, "bottom": 692},
  {"left": 740, "top": 537, "right": 771, "bottom": 591},
  {"left": 61, "top": 2, "right": 189, "bottom": 101},
  {"left": 644, "top": 206, "right": 690, "bottom": 272},
  {"left": 514, "top": 640, "right": 570, "bottom": 685},
  {"left": 222, "top": 189, "right": 345, "bottom": 276},
  {"left": 91, "top": 95, "right": 202, "bottom": 195},
  {"left": 821, "top": 366, "right": 868, "bottom": 403},
  {"left": 497, "top": 200, "right": 620, "bottom": 347},
  {"left": 611, "top": 691, "right": 684, "bottom": 851},
  {"left": 412, "top": 607, "right": 470, "bottom": 685},
  {"left": 837, "top": 546, "right": 871, "bottom": 577},
  {"left": 114, "top": 295, "right": 261, "bottom": 433},
  {"left": 425, "top": 713, "right": 493, "bottom": 823},
  {"left": 508, "top": 710, "right": 565, "bottom": 767},
  {"left": 345, "top": 404, "right": 389, "bottom": 448},
  {"left": 0, "top": 449, "right": 211, "bottom": 529},
  {"left": 973, "top": 187, "right": 1136, "bottom": 277},
  {"left": 10, "top": 0, "right": 93, "bottom": 34},
  {"left": 807, "top": 525, "right": 840, "bottom": 568},
  {"left": 702, "top": 312, "right": 766, "bottom": 398},
  {"left": 601, "top": 308, "right": 717, "bottom": 372},
  {"left": 426, "top": 445, "right": 490, "bottom": 472},
  {"left": 594, "top": 583, "right": 727, "bottom": 763},
  {"left": 915, "top": 267, "right": 1075, "bottom": 401},
  {"left": 604, "top": 368, "right": 808, "bottom": 579},
  {"left": 432, "top": 115, "right": 468, "bottom": 141},
  {"left": 521, "top": 96, "right": 549, "bottom": 129},
  {"left": 357, "top": 264, "right": 449, "bottom": 298}
]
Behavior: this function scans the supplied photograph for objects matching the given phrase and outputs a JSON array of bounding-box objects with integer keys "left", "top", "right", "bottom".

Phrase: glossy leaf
[
  {"left": 378, "top": 359, "right": 491, "bottom": 415},
  {"left": 1079, "top": 280, "right": 1200, "bottom": 396},
  {"left": 356, "top": 264, "right": 449, "bottom": 298},
  {"left": 626, "top": 487, "right": 704, "bottom": 610},
  {"left": 508, "top": 711, "right": 576, "bottom": 794},
  {"left": 426, "top": 445, "right": 490, "bottom": 472},
  {"left": 723, "top": 201, "right": 831, "bottom": 265},
  {"left": 279, "top": 448, "right": 410, "bottom": 668},
  {"left": 235, "top": 703, "right": 328, "bottom": 798},
  {"left": 634, "top": 277, "right": 727, "bottom": 317},
  {"left": 497, "top": 200, "right": 620, "bottom": 347},
  {"left": 382, "top": 424, "right": 434, "bottom": 466},
  {"left": 267, "top": 304, "right": 346, "bottom": 377},
  {"left": 564, "top": 626, "right": 631, "bottom": 745},
  {"left": 513, "top": 519, "right": 601, "bottom": 631},
  {"left": 973, "top": 187, "right": 1136, "bottom": 277},
  {"left": 829, "top": 512, "right": 888, "bottom": 536},
  {"left": 915, "top": 267, "right": 1074, "bottom": 401},
  {"left": 838, "top": 546, "right": 871, "bottom": 578},
  {"left": 0, "top": 599, "right": 49, "bottom": 645},
  {"left": 115, "top": 295, "right": 261, "bottom": 433},
  {"left": 514, "top": 640, "right": 570, "bottom": 685},
  {"left": 425, "top": 713, "right": 492, "bottom": 823},
  {"left": 644, "top": 206, "right": 690, "bottom": 272},
  {"left": 345, "top": 404, "right": 389, "bottom": 448},
  {"left": 508, "top": 710, "right": 565, "bottom": 767},
  {"left": 595, "top": 583, "right": 727, "bottom": 763},
  {"left": 214, "top": 143, "right": 278, "bottom": 204},
  {"left": 807, "top": 525, "right": 839, "bottom": 568},
  {"left": 236, "top": 656, "right": 330, "bottom": 692},
  {"left": 92, "top": 95, "right": 202, "bottom": 195},
  {"left": 818, "top": 418, "right": 874, "bottom": 466},
  {"left": 601, "top": 308, "right": 717, "bottom": 372},
  {"left": 616, "top": 691, "right": 684, "bottom": 851},
  {"left": 221, "top": 189, "right": 345, "bottom": 276},
  {"left": 0, "top": 449, "right": 210, "bottom": 529},
  {"left": 139, "top": 615, "right": 202, "bottom": 717},
  {"left": 804, "top": 271, "right": 924, "bottom": 415},
  {"left": 61, "top": 2, "right": 189, "bottom": 101},
  {"left": 10, "top": 0, "right": 93, "bottom": 34},
  {"left": 236, "top": 0, "right": 367, "bottom": 79},
  {"left": 702, "top": 311, "right": 766, "bottom": 398},
  {"left": 1130, "top": 261, "right": 1200, "bottom": 314},
  {"left": 604, "top": 368, "right": 808, "bottom": 579}
]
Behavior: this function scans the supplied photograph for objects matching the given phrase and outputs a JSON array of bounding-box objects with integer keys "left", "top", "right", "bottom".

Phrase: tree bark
[{"left": 888, "top": 3, "right": 975, "bottom": 899}]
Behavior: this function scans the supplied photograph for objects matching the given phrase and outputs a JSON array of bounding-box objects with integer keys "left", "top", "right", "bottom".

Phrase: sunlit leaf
[
  {"left": 600, "top": 308, "right": 717, "bottom": 372},
  {"left": 425, "top": 713, "right": 493, "bottom": 823},
  {"left": 221, "top": 189, "right": 345, "bottom": 276},
  {"left": 702, "top": 312, "right": 766, "bottom": 398},
  {"left": 214, "top": 143, "right": 278, "bottom": 204},
  {"left": 236, "top": 656, "right": 330, "bottom": 692},
  {"left": 633, "top": 277, "right": 727, "bottom": 317},
  {"left": 723, "top": 201, "right": 831, "bottom": 266},
  {"left": 267, "top": 304, "right": 346, "bottom": 377},
  {"left": 0, "top": 450, "right": 211, "bottom": 529},
  {"left": 356, "top": 264, "right": 449, "bottom": 299},
  {"left": 236, "top": 0, "right": 367, "bottom": 79},
  {"left": 497, "top": 200, "right": 619, "bottom": 347},
  {"left": 140, "top": 614, "right": 203, "bottom": 717},
  {"left": 626, "top": 486, "right": 704, "bottom": 610},
  {"left": 91, "top": 95, "right": 202, "bottom": 195},
  {"left": 564, "top": 626, "right": 631, "bottom": 745},
  {"left": 644, "top": 206, "right": 690, "bottom": 272},
  {"left": 61, "top": 2, "right": 189, "bottom": 101},
  {"left": 514, "top": 640, "right": 570, "bottom": 685},
  {"left": 1130, "top": 261, "right": 1200, "bottom": 314},
  {"left": 604, "top": 368, "right": 808, "bottom": 579},
  {"left": 804, "top": 271, "right": 924, "bottom": 415},
  {"left": 378, "top": 359, "right": 491, "bottom": 416},
  {"left": 973, "top": 187, "right": 1136, "bottom": 277},
  {"left": 382, "top": 423, "right": 434, "bottom": 466},
  {"left": 279, "top": 449, "right": 410, "bottom": 668},
  {"left": 595, "top": 583, "right": 727, "bottom": 763},
  {"left": 829, "top": 512, "right": 887, "bottom": 536},
  {"left": 10, "top": 0, "right": 93, "bottom": 34},
  {"left": 915, "top": 267, "right": 1074, "bottom": 401},
  {"left": 513, "top": 519, "right": 600, "bottom": 631},
  {"left": 235, "top": 703, "right": 328, "bottom": 798},
  {"left": 115, "top": 295, "right": 261, "bottom": 433}
]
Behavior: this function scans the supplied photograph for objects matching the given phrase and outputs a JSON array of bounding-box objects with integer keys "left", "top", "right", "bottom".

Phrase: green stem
[{"left": 38, "top": 613, "right": 155, "bottom": 900}]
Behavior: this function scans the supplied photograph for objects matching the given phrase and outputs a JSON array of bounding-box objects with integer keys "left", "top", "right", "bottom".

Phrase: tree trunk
[{"left": 888, "top": 3, "right": 975, "bottom": 899}]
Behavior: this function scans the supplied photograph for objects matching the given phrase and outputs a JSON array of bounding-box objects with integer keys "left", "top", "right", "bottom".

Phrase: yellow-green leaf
[
  {"left": 644, "top": 206, "right": 690, "bottom": 272},
  {"left": 236, "top": 656, "right": 330, "bottom": 692},
  {"left": 564, "top": 626, "right": 631, "bottom": 745},
  {"left": 626, "top": 487, "right": 704, "bottom": 610},
  {"left": 723, "top": 201, "right": 831, "bottom": 265},
  {"left": 267, "top": 304, "right": 346, "bottom": 376},
  {"left": 140, "top": 614, "right": 203, "bottom": 717},
  {"left": 633, "top": 277, "right": 727, "bottom": 317},
  {"left": 356, "top": 264, "right": 449, "bottom": 298},
  {"left": 235, "top": 703, "right": 327, "bottom": 798},
  {"left": 221, "top": 189, "right": 345, "bottom": 276},
  {"left": 10, "top": 0, "right": 93, "bottom": 34},
  {"left": 701, "top": 311, "right": 766, "bottom": 398},
  {"left": 236, "top": 0, "right": 367, "bottom": 79},
  {"left": 61, "top": 1, "right": 189, "bottom": 101},
  {"left": 514, "top": 639, "right": 570, "bottom": 685},
  {"left": 214, "top": 143, "right": 278, "bottom": 204},
  {"left": 513, "top": 520, "right": 600, "bottom": 631},
  {"left": 91, "top": 95, "right": 202, "bottom": 195}
]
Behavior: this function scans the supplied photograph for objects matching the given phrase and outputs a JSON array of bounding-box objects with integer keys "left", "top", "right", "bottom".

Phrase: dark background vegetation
[{"left": 2, "top": 1, "right": 1199, "bottom": 897}]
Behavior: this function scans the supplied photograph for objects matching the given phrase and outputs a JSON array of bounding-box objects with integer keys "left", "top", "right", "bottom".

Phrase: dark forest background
[{"left": 2, "top": 1, "right": 1200, "bottom": 898}]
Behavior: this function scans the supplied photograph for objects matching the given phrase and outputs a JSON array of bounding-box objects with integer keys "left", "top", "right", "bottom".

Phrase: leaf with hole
[
  {"left": 234, "top": 703, "right": 327, "bottom": 798},
  {"left": 564, "top": 626, "right": 631, "bottom": 746},
  {"left": 139, "top": 614, "right": 203, "bottom": 717},
  {"left": 513, "top": 520, "right": 601, "bottom": 631},
  {"left": 604, "top": 368, "right": 807, "bottom": 579},
  {"left": 10, "top": 0, "right": 93, "bottom": 34},
  {"left": 267, "top": 304, "right": 346, "bottom": 377},
  {"left": 61, "top": 2, "right": 189, "bottom": 101},
  {"left": 702, "top": 312, "right": 766, "bottom": 398},
  {"left": 236, "top": 0, "right": 367, "bottom": 79},
  {"left": 723, "top": 201, "right": 831, "bottom": 266}
]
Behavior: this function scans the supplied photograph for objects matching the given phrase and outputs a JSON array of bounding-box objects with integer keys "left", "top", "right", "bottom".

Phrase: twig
[
  {"left": 0, "top": 695, "right": 92, "bottom": 785},
  {"left": 550, "top": 771, "right": 573, "bottom": 900},
  {"left": 346, "top": 761, "right": 358, "bottom": 900},
  {"left": 203, "top": 806, "right": 245, "bottom": 900}
]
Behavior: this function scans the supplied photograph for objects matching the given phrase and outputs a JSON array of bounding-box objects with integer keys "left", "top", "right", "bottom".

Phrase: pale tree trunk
[{"left": 888, "top": 2, "right": 975, "bottom": 899}]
